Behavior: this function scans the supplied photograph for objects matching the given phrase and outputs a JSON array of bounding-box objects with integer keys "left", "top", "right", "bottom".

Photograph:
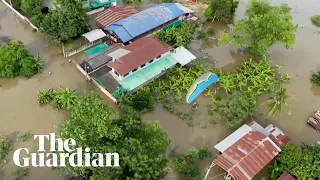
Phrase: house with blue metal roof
[{"left": 105, "top": 3, "right": 193, "bottom": 44}]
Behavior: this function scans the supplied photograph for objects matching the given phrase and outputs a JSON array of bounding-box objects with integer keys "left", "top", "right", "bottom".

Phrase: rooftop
[
  {"left": 80, "top": 44, "right": 122, "bottom": 73},
  {"left": 119, "top": 54, "right": 177, "bottom": 91},
  {"left": 82, "top": 29, "right": 106, "bottom": 43},
  {"left": 214, "top": 121, "right": 290, "bottom": 180},
  {"left": 278, "top": 172, "right": 296, "bottom": 180},
  {"left": 107, "top": 36, "right": 172, "bottom": 76},
  {"left": 95, "top": 6, "right": 138, "bottom": 28},
  {"left": 106, "top": 3, "right": 185, "bottom": 43}
]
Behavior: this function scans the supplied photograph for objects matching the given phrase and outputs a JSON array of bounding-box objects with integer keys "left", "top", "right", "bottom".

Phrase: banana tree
[{"left": 266, "top": 87, "right": 294, "bottom": 116}]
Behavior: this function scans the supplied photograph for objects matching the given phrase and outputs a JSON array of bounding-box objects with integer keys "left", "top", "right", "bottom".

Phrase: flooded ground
[{"left": 1, "top": 0, "right": 320, "bottom": 179}]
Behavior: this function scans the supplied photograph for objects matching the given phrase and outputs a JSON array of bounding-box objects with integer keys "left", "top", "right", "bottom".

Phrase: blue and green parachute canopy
[{"left": 186, "top": 72, "right": 219, "bottom": 104}]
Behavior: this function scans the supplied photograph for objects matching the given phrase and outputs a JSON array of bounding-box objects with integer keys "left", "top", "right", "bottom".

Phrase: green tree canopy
[
  {"left": 38, "top": 0, "right": 90, "bottom": 44},
  {"left": 20, "top": 0, "right": 44, "bottom": 15},
  {"left": 205, "top": 0, "right": 239, "bottom": 24},
  {"left": 209, "top": 91, "right": 259, "bottom": 128},
  {"left": 0, "top": 40, "right": 42, "bottom": 78},
  {"left": 269, "top": 144, "right": 320, "bottom": 179},
  {"left": 38, "top": 90, "right": 170, "bottom": 179},
  {"left": 220, "top": 0, "right": 296, "bottom": 56},
  {"left": 155, "top": 22, "right": 196, "bottom": 48}
]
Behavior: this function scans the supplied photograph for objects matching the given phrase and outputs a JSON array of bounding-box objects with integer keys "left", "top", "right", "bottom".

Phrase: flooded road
[{"left": 1, "top": 0, "right": 320, "bottom": 179}]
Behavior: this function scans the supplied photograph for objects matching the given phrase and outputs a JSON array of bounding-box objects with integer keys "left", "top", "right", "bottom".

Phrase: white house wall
[{"left": 110, "top": 51, "right": 171, "bottom": 82}]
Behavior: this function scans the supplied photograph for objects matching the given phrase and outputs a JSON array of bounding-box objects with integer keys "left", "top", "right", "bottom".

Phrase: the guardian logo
[{"left": 13, "top": 133, "right": 120, "bottom": 167}]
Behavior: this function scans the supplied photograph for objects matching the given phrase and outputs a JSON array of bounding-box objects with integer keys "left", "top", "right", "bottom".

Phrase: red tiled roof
[
  {"left": 107, "top": 36, "right": 172, "bottom": 76},
  {"left": 278, "top": 172, "right": 296, "bottom": 180},
  {"left": 215, "top": 128, "right": 281, "bottom": 180},
  {"left": 95, "top": 6, "right": 138, "bottom": 28}
]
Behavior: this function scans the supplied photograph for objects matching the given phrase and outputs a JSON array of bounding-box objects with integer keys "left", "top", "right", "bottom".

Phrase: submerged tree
[
  {"left": 38, "top": 0, "right": 90, "bottom": 44},
  {"left": 0, "top": 40, "right": 42, "bottom": 78},
  {"left": 205, "top": 0, "right": 239, "bottom": 24},
  {"left": 20, "top": 0, "right": 44, "bottom": 15},
  {"left": 266, "top": 86, "right": 293, "bottom": 116},
  {"left": 155, "top": 22, "right": 196, "bottom": 48},
  {"left": 38, "top": 90, "right": 170, "bottom": 179},
  {"left": 209, "top": 91, "right": 259, "bottom": 128},
  {"left": 220, "top": 0, "right": 296, "bottom": 56},
  {"left": 269, "top": 144, "right": 320, "bottom": 179},
  {"left": 311, "top": 14, "right": 320, "bottom": 27},
  {"left": 171, "top": 146, "right": 210, "bottom": 180}
]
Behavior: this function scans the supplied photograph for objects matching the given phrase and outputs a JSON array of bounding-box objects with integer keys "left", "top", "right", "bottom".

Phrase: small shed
[{"left": 82, "top": 29, "right": 107, "bottom": 43}]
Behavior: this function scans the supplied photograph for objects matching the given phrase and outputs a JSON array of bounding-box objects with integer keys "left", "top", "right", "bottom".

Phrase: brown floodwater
[{"left": 1, "top": 0, "right": 320, "bottom": 179}]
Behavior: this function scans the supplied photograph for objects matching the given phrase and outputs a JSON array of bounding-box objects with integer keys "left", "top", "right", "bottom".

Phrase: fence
[
  {"left": 62, "top": 39, "right": 102, "bottom": 57},
  {"left": 1, "top": 0, "right": 39, "bottom": 31}
]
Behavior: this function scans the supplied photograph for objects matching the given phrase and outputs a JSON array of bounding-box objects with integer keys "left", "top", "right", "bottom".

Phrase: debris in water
[
  {"left": 69, "top": 59, "right": 71, "bottom": 63},
  {"left": 61, "top": 62, "right": 64, "bottom": 65},
  {"left": 48, "top": 71, "right": 51, "bottom": 75}
]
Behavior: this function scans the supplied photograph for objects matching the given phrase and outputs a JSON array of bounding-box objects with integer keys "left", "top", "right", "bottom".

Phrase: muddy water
[
  {"left": 1, "top": 0, "right": 320, "bottom": 179},
  {"left": 0, "top": 4, "right": 115, "bottom": 180},
  {"left": 165, "top": 0, "right": 320, "bottom": 179}
]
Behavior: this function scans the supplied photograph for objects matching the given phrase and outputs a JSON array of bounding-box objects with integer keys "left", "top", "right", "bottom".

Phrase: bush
[
  {"left": 12, "top": 168, "right": 29, "bottom": 179},
  {"left": 0, "top": 40, "right": 43, "bottom": 78},
  {"left": 11, "top": 0, "right": 22, "bottom": 10},
  {"left": 171, "top": 146, "right": 210, "bottom": 179},
  {"left": 21, "top": 0, "right": 44, "bottom": 15},
  {"left": 311, "top": 72, "right": 320, "bottom": 85},
  {"left": 31, "top": 14, "right": 45, "bottom": 28},
  {"left": 196, "top": 29, "right": 207, "bottom": 39},
  {"left": 206, "top": 27, "right": 216, "bottom": 35},
  {"left": 37, "top": 0, "right": 90, "bottom": 44},
  {"left": 0, "top": 135, "right": 11, "bottom": 165},
  {"left": 38, "top": 88, "right": 77, "bottom": 110},
  {"left": 131, "top": 90, "right": 155, "bottom": 111},
  {"left": 196, "top": 27, "right": 216, "bottom": 39},
  {"left": 205, "top": 0, "right": 239, "bottom": 24},
  {"left": 67, "top": 44, "right": 78, "bottom": 52},
  {"left": 156, "top": 22, "right": 197, "bottom": 47},
  {"left": 311, "top": 15, "right": 320, "bottom": 27}
]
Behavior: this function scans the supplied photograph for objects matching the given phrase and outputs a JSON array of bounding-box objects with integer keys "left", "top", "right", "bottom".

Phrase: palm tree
[{"left": 266, "top": 87, "right": 294, "bottom": 116}]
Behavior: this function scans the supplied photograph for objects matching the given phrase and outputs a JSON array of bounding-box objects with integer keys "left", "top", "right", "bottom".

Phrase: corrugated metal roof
[
  {"left": 214, "top": 124, "right": 282, "bottom": 180},
  {"left": 214, "top": 125, "right": 252, "bottom": 153},
  {"left": 107, "top": 48, "right": 131, "bottom": 59},
  {"left": 80, "top": 44, "right": 123, "bottom": 72},
  {"left": 265, "top": 124, "right": 291, "bottom": 146},
  {"left": 278, "top": 172, "right": 296, "bottom": 180},
  {"left": 248, "top": 121, "right": 269, "bottom": 136},
  {"left": 82, "top": 29, "right": 106, "bottom": 42},
  {"left": 95, "top": 6, "right": 138, "bottom": 28},
  {"left": 106, "top": 3, "right": 184, "bottom": 43},
  {"left": 107, "top": 36, "right": 172, "bottom": 76}
]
